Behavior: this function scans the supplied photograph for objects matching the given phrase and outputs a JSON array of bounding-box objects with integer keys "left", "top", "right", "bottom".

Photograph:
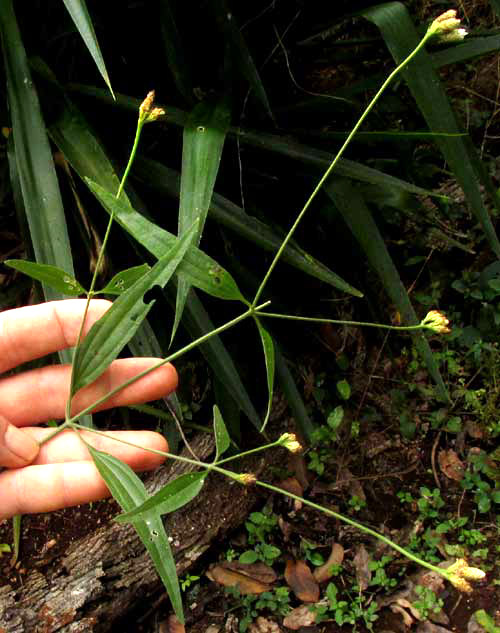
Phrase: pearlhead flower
[
  {"left": 427, "top": 9, "right": 468, "bottom": 42},
  {"left": 420, "top": 310, "right": 451, "bottom": 334},
  {"left": 278, "top": 433, "right": 303, "bottom": 454},
  {"left": 445, "top": 558, "right": 486, "bottom": 593},
  {"left": 139, "top": 90, "right": 165, "bottom": 124}
]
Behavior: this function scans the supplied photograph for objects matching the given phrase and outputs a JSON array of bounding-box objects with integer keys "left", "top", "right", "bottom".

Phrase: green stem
[
  {"left": 66, "top": 117, "right": 146, "bottom": 418},
  {"left": 258, "top": 312, "right": 427, "bottom": 331},
  {"left": 66, "top": 302, "right": 270, "bottom": 424},
  {"left": 252, "top": 31, "right": 433, "bottom": 307},
  {"left": 256, "top": 480, "right": 450, "bottom": 580},
  {"left": 38, "top": 420, "right": 71, "bottom": 446}
]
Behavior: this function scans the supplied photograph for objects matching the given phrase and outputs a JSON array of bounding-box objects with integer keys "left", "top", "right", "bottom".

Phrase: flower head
[
  {"left": 427, "top": 9, "right": 467, "bottom": 42},
  {"left": 420, "top": 310, "right": 451, "bottom": 334},
  {"left": 278, "top": 433, "right": 303, "bottom": 454},
  {"left": 445, "top": 558, "right": 485, "bottom": 593},
  {"left": 139, "top": 90, "right": 165, "bottom": 124}
]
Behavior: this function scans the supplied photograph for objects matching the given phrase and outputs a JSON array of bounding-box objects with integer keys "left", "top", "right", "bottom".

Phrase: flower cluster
[
  {"left": 420, "top": 310, "right": 451, "bottom": 334},
  {"left": 445, "top": 558, "right": 486, "bottom": 593},
  {"left": 427, "top": 9, "right": 467, "bottom": 42},
  {"left": 139, "top": 90, "right": 165, "bottom": 124},
  {"left": 278, "top": 433, "right": 303, "bottom": 454}
]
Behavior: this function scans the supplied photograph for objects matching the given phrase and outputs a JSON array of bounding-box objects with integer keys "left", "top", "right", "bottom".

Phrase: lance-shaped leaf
[
  {"left": 254, "top": 318, "right": 275, "bottom": 433},
  {"left": 5, "top": 260, "right": 86, "bottom": 296},
  {"left": 174, "top": 100, "right": 230, "bottom": 343},
  {"left": 213, "top": 405, "right": 230, "bottom": 462},
  {"left": 97, "top": 264, "right": 150, "bottom": 295},
  {"left": 87, "top": 180, "right": 245, "bottom": 302},
  {"left": 134, "top": 158, "right": 362, "bottom": 297},
  {"left": 88, "top": 447, "right": 183, "bottom": 622},
  {"left": 325, "top": 178, "right": 449, "bottom": 402},
  {"left": 115, "top": 471, "right": 207, "bottom": 523},
  {"left": 363, "top": 2, "right": 500, "bottom": 258},
  {"left": 61, "top": 0, "right": 113, "bottom": 97},
  {"left": 72, "top": 225, "right": 196, "bottom": 394}
]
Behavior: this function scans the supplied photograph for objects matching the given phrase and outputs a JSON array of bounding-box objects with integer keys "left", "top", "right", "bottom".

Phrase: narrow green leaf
[
  {"left": 275, "top": 344, "right": 314, "bottom": 444},
  {"left": 5, "top": 260, "right": 86, "bottom": 296},
  {"left": 88, "top": 447, "right": 184, "bottom": 622},
  {"left": 61, "top": 0, "right": 113, "bottom": 97},
  {"left": 213, "top": 405, "right": 230, "bottom": 462},
  {"left": 134, "top": 158, "right": 362, "bottom": 297},
  {"left": 72, "top": 225, "right": 197, "bottom": 394},
  {"left": 115, "top": 472, "right": 207, "bottom": 522},
  {"left": 363, "top": 2, "right": 500, "bottom": 257},
  {"left": 254, "top": 318, "right": 275, "bottom": 433},
  {"left": 174, "top": 100, "right": 231, "bottom": 342},
  {"left": 98, "top": 264, "right": 150, "bottom": 296},
  {"left": 325, "top": 178, "right": 449, "bottom": 402},
  {"left": 432, "top": 33, "right": 500, "bottom": 67},
  {"left": 87, "top": 179, "right": 245, "bottom": 302}
]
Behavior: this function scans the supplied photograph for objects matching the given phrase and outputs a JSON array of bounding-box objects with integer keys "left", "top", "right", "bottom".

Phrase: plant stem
[
  {"left": 252, "top": 31, "right": 433, "bottom": 307},
  {"left": 256, "top": 480, "right": 450, "bottom": 580},
  {"left": 66, "top": 302, "right": 270, "bottom": 424},
  {"left": 38, "top": 420, "right": 71, "bottom": 446},
  {"left": 258, "top": 312, "right": 427, "bottom": 331},
  {"left": 66, "top": 117, "right": 146, "bottom": 418}
]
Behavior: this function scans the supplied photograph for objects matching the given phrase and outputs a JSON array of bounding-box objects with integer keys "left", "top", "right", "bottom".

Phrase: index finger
[{"left": 0, "top": 299, "right": 112, "bottom": 374}]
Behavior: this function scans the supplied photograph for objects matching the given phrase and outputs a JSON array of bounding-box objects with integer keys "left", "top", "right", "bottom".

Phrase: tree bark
[{"left": 0, "top": 434, "right": 276, "bottom": 633}]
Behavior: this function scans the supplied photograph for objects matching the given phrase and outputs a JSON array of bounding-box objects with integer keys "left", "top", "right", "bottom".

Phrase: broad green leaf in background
[
  {"left": 88, "top": 446, "right": 184, "bottom": 622},
  {"left": 174, "top": 100, "right": 231, "bottom": 343},
  {"left": 87, "top": 180, "right": 245, "bottom": 302},
  {"left": 213, "top": 405, "right": 230, "bottom": 461},
  {"left": 0, "top": 0, "right": 92, "bottom": 425},
  {"left": 97, "top": 264, "right": 150, "bottom": 295},
  {"left": 72, "top": 225, "right": 197, "bottom": 394},
  {"left": 0, "top": 0, "right": 75, "bottom": 299},
  {"left": 325, "top": 178, "right": 449, "bottom": 402},
  {"left": 254, "top": 318, "right": 275, "bottom": 432},
  {"left": 134, "top": 157, "right": 362, "bottom": 297},
  {"left": 61, "top": 0, "right": 113, "bottom": 97},
  {"left": 5, "top": 260, "right": 87, "bottom": 296},
  {"left": 170, "top": 286, "right": 261, "bottom": 430},
  {"left": 115, "top": 471, "right": 207, "bottom": 522},
  {"left": 363, "top": 2, "right": 500, "bottom": 258}
]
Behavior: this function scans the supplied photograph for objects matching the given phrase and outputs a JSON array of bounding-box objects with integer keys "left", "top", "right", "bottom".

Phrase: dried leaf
[
  {"left": 164, "top": 615, "right": 185, "bottom": 633},
  {"left": 465, "top": 420, "right": 484, "bottom": 439},
  {"left": 277, "top": 477, "right": 303, "bottom": 511},
  {"left": 207, "top": 561, "right": 276, "bottom": 595},
  {"left": 416, "top": 622, "right": 453, "bottom": 633},
  {"left": 284, "top": 559, "right": 320, "bottom": 602},
  {"left": 438, "top": 450, "right": 465, "bottom": 481},
  {"left": 282, "top": 605, "right": 317, "bottom": 630},
  {"left": 313, "top": 543, "right": 344, "bottom": 583},
  {"left": 353, "top": 545, "right": 371, "bottom": 591}
]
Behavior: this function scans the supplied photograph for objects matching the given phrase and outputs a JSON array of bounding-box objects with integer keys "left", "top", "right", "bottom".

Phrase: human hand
[{"left": 0, "top": 299, "right": 176, "bottom": 521}]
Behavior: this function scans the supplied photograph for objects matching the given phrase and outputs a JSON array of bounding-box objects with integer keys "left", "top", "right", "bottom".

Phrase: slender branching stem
[
  {"left": 252, "top": 32, "right": 433, "bottom": 307},
  {"left": 258, "top": 311, "right": 428, "bottom": 331}
]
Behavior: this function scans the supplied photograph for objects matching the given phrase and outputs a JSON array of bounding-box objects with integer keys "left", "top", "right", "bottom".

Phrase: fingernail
[{"left": 5, "top": 425, "right": 39, "bottom": 463}]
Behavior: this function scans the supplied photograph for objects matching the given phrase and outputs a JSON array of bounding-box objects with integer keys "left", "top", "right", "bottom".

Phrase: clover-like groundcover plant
[{"left": 5, "top": 11, "right": 484, "bottom": 624}]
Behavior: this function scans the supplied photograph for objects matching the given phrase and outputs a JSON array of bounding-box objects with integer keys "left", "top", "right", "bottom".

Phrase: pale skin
[{"left": 0, "top": 299, "right": 176, "bottom": 521}]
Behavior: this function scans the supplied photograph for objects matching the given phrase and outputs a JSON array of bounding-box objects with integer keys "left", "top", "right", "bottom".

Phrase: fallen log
[{"left": 0, "top": 433, "right": 278, "bottom": 633}]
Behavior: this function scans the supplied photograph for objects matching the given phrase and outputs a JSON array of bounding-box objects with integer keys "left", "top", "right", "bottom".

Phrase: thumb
[{"left": 0, "top": 414, "right": 39, "bottom": 468}]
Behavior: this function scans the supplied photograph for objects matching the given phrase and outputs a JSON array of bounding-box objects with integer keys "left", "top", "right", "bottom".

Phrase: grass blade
[
  {"left": 325, "top": 178, "right": 449, "bottom": 402},
  {"left": 61, "top": 0, "right": 113, "bottom": 96},
  {"left": 134, "top": 157, "right": 361, "bottom": 296},
  {"left": 363, "top": 2, "right": 500, "bottom": 257},
  {"left": 175, "top": 100, "right": 231, "bottom": 342},
  {"left": 4, "top": 260, "right": 86, "bottom": 296},
  {"left": 88, "top": 447, "right": 184, "bottom": 622}
]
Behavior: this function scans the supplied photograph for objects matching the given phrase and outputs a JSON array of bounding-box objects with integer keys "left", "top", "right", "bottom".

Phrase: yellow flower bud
[
  {"left": 420, "top": 310, "right": 451, "bottom": 334},
  {"left": 139, "top": 91, "right": 165, "bottom": 124},
  {"left": 236, "top": 473, "right": 257, "bottom": 485},
  {"left": 279, "top": 433, "right": 303, "bottom": 454},
  {"left": 427, "top": 9, "right": 467, "bottom": 41}
]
